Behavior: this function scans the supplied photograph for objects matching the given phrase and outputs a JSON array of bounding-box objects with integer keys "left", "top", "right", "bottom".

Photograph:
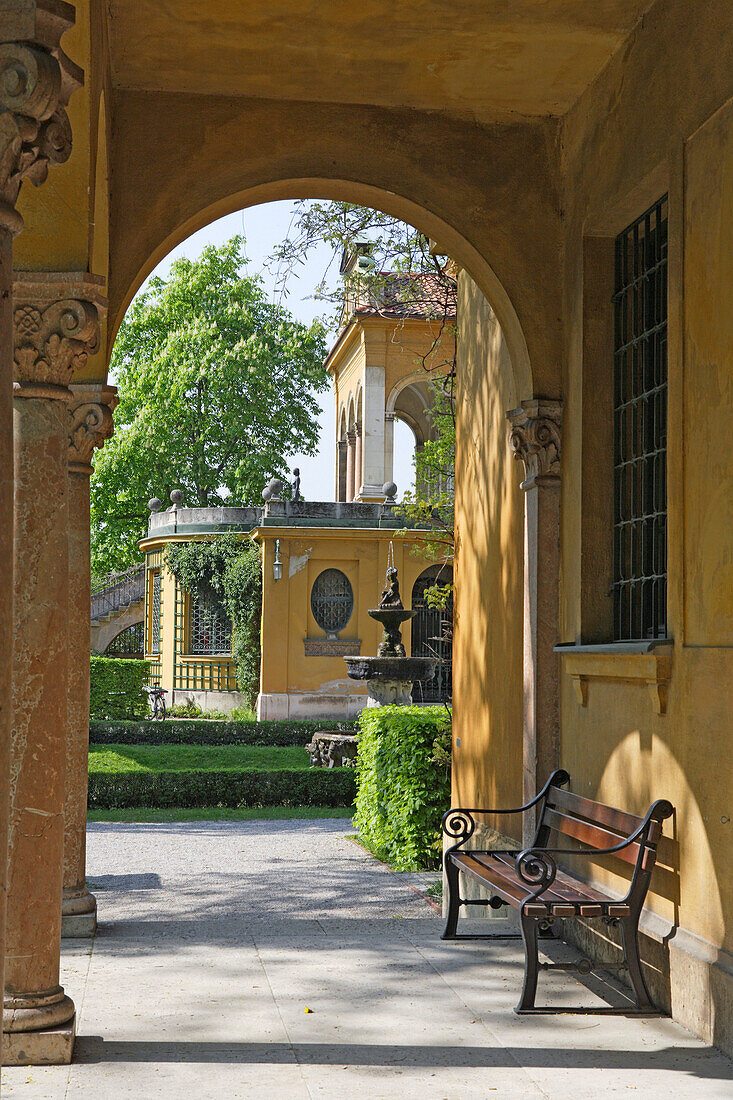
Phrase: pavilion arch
[
  {"left": 109, "top": 177, "right": 534, "bottom": 405},
  {"left": 386, "top": 371, "right": 440, "bottom": 449}
]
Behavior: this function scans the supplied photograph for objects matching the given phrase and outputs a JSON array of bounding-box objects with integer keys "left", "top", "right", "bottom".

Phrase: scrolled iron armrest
[
  {"left": 441, "top": 769, "right": 571, "bottom": 850},
  {"left": 515, "top": 848, "right": 558, "bottom": 901},
  {"left": 441, "top": 807, "right": 477, "bottom": 847}
]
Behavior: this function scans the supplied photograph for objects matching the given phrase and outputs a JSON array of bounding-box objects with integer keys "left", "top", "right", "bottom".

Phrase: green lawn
[
  {"left": 88, "top": 805, "right": 354, "bottom": 823},
  {"left": 88, "top": 743, "right": 309, "bottom": 774}
]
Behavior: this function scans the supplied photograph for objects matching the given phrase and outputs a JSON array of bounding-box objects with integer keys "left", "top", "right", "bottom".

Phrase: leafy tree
[{"left": 91, "top": 237, "right": 328, "bottom": 575}]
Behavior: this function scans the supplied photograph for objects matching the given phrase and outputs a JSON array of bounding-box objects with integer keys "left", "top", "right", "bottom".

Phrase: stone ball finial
[
  {"left": 148, "top": 497, "right": 162, "bottom": 513},
  {"left": 262, "top": 487, "right": 272, "bottom": 502},
  {"left": 170, "top": 489, "right": 184, "bottom": 506},
  {"left": 268, "top": 478, "right": 283, "bottom": 499},
  {"left": 382, "top": 481, "right": 397, "bottom": 503}
]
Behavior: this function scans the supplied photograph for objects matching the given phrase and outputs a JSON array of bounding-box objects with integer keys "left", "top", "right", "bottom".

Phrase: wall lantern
[{"left": 273, "top": 539, "right": 283, "bottom": 582}]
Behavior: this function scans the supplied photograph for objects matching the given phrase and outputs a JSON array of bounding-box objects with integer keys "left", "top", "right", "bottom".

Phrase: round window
[{"left": 310, "top": 569, "right": 354, "bottom": 636}]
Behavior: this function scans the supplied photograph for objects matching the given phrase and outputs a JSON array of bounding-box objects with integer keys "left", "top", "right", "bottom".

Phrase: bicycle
[{"left": 144, "top": 685, "right": 168, "bottom": 720}]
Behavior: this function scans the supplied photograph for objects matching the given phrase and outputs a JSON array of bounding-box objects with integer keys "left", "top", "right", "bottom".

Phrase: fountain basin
[{"left": 344, "top": 656, "right": 437, "bottom": 681}]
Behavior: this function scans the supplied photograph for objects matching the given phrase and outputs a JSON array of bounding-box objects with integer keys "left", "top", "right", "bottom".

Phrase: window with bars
[
  {"left": 188, "top": 593, "right": 232, "bottom": 655},
  {"left": 310, "top": 569, "right": 354, "bottom": 637},
  {"left": 150, "top": 570, "right": 161, "bottom": 654},
  {"left": 612, "top": 196, "right": 668, "bottom": 640}
]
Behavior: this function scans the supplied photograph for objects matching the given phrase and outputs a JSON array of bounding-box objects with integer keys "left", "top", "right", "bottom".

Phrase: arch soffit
[
  {"left": 113, "top": 178, "right": 533, "bottom": 403},
  {"left": 387, "top": 371, "right": 435, "bottom": 416}
]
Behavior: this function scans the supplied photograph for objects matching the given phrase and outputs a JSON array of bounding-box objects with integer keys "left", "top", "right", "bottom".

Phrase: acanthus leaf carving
[
  {"left": 507, "top": 398, "right": 562, "bottom": 487},
  {"left": 0, "top": 4, "right": 81, "bottom": 232},
  {"left": 13, "top": 294, "right": 101, "bottom": 389},
  {"left": 67, "top": 385, "right": 118, "bottom": 470}
]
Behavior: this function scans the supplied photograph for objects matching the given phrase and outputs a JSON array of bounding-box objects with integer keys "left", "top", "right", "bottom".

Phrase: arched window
[
  {"left": 310, "top": 569, "right": 354, "bottom": 637},
  {"left": 411, "top": 565, "right": 453, "bottom": 703},
  {"left": 189, "top": 593, "right": 231, "bottom": 655}
]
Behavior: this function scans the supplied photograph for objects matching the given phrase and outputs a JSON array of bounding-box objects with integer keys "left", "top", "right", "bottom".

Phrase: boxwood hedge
[
  {"left": 90, "top": 656, "right": 151, "bottom": 720},
  {"left": 89, "top": 718, "right": 356, "bottom": 746},
  {"left": 87, "top": 768, "right": 355, "bottom": 809},
  {"left": 354, "top": 705, "right": 451, "bottom": 872}
]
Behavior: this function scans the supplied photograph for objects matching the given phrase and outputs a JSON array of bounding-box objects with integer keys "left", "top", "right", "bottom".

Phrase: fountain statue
[{"left": 344, "top": 548, "right": 437, "bottom": 706}]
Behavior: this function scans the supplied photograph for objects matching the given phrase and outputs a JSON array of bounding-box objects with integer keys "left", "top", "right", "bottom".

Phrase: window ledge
[{"left": 554, "top": 641, "right": 673, "bottom": 714}]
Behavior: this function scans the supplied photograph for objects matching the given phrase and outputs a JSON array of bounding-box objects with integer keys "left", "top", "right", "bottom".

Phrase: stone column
[
  {"left": 62, "top": 381, "right": 116, "bottom": 938},
  {"left": 354, "top": 421, "right": 363, "bottom": 499},
  {"left": 336, "top": 439, "right": 347, "bottom": 501},
  {"left": 5, "top": 275, "right": 102, "bottom": 1064},
  {"left": 0, "top": 2, "right": 82, "bottom": 1065},
  {"left": 508, "top": 399, "right": 562, "bottom": 845},
  {"left": 345, "top": 429, "right": 356, "bottom": 501}
]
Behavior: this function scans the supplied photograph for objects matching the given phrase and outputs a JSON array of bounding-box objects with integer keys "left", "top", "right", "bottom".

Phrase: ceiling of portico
[{"left": 105, "top": 0, "right": 656, "bottom": 121}]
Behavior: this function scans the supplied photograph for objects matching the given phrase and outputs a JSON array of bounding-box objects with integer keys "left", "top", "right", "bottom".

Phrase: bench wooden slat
[
  {"left": 471, "top": 853, "right": 574, "bottom": 908},
  {"left": 451, "top": 853, "right": 547, "bottom": 913},
  {"left": 543, "top": 807, "right": 641, "bottom": 867},
  {"left": 547, "top": 786, "right": 644, "bottom": 837},
  {"left": 488, "top": 853, "right": 585, "bottom": 908}
]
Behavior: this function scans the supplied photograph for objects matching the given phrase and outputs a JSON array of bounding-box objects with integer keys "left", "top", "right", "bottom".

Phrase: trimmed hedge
[
  {"left": 90, "top": 656, "right": 151, "bottom": 720},
  {"left": 87, "top": 768, "right": 356, "bottom": 809},
  {"left": 354, "top": 705, "right": 451, "bottom": 872},
  {"left": 89, "top": 718, "right": 356, "bottom": 746}
]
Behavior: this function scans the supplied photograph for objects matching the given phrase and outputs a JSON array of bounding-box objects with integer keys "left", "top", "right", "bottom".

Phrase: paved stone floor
[{"left": 4, "top": 818, "right": 732, "bottom": 1099}]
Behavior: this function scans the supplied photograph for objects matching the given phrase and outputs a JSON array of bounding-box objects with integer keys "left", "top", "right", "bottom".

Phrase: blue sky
[{"left": 136, "top": 200, "right": 415, "bottom": 502}]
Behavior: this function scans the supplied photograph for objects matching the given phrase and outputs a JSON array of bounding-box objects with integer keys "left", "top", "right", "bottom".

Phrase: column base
[
  {"left": 61, "top": 884, "right": 97, "bottom": 938},
  {"left": 2, "top": 1013, "right": 76, "bottom": 1065}
]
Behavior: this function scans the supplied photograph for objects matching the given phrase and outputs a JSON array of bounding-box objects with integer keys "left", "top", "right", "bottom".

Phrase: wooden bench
[{"left": 441, "top": 770, "right": 673, "bottom": 1013}]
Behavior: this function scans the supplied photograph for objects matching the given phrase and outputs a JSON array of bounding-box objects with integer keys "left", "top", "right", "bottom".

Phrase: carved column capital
[
  {"left": 0, "top": 1, "right": 82, "bottom": 235},
  {"left": 68, "top": 382, "right": 118, "bottom": 474},
  {"left": 13, "top": 272, "right": 106, "bottom": 397},
  {"left": 507, "top": 398, "right": 562, "bottom": 489}
]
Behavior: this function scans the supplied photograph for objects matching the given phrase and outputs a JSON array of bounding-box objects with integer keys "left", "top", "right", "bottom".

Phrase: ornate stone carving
[
  {"left": 507, "top": 398, "right": 562, "bottom": 487},
  {"left": 0, "top": 2, "right": 82, "bottom": 235},
  {"left": 13, "top": 272, "right": 106, "bottom": 394},
  {"left": 68, "top": 383, "right": 118, "bottom": 473}
]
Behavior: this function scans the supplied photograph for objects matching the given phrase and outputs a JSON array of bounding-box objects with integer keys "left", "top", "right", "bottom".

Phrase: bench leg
[
  {"left": 516, "top": 912, "right": 539, "bottom": 1013},
  {"left": 441, "top": 856, "right": 461, "bottom": 939},
  {"left": 621, "top": 917, "right": 654, "bottom": 1010}
]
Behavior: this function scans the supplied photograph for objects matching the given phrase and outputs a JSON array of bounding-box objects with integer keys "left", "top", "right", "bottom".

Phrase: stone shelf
[{"left": 554, "top": 641, "right": 674, "bottom": 715}]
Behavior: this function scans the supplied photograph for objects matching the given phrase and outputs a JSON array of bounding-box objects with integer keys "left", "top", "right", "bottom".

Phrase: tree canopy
[{"left": 91, "top": 237, "right": 328, "bottom": 575}]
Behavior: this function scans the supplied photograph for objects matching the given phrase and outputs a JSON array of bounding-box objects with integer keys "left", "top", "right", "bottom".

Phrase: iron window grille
[
  {"left": 105, "top": 622, "right": 145, "bottom": 657},
  {"left": 411, "top": 566, "right": 452, "bottom": 704},
  {"left": 188, "top": 593, "right": 232, "bottom": 655},
  {"left": 612, "top": 196, "right": 668, "bottom": 640},
  {"left": 150, "top": 571, "right": 161, "bottom": 654},
  {"left": 310, "top": 569, "right": 354, "bottom": 637}
]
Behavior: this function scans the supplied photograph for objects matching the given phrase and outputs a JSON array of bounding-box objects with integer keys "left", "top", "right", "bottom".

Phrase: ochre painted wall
[
  {"left": 557, "top": 0, "right": 733, "bottom": 1047},
  {"left": 257, "top": 527, "right": 444, "bottom": 701},
  {"left": 452, "top": 274, "right": 524, "bottom": 839}
]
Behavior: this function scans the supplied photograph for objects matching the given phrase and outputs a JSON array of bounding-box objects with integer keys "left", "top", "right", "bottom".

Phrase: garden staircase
[{"left": 91, "top": 565, "right": 145, "bottom": 625}]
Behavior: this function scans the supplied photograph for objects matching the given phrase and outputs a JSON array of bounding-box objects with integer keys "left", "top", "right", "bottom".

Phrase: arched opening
[{"left": 411, "top": 565, "right": 453, "bottom": 704}]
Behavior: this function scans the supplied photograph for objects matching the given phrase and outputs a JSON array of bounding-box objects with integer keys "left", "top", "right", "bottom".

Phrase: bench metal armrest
[{"left": 442, "top": 770, "right": 570, "bottom": 850}]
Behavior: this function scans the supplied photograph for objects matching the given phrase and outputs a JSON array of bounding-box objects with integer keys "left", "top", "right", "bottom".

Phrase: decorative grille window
[
  {"left": 310, "top": 569, "right": 354, "bottom": 636},
  {"left": 150, "top": 571, "right": 161, "bottom": 654},
  {"left": 188, "top": 593, "right": 232, "bottom": 655},
  {"left": 105, "top": 622, "right": 145, "bottom": 657},
  {"left": 612, "top": 196, "right": 668, "bottom": 640}
]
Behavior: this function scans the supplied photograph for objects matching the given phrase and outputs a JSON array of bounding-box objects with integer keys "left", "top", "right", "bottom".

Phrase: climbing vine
[{"left": 165, "top": 534, "right": 263, "bottom": 703}]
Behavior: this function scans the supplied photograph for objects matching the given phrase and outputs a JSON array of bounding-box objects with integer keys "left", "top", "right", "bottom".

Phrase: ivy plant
[{"left": 165, "top": 534, "right": 263, "bottom": 704}]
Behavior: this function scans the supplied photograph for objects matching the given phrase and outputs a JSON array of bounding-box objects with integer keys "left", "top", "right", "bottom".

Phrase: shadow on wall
[{"left": 453, "top": 273, "right": 524, "bottom": 832}]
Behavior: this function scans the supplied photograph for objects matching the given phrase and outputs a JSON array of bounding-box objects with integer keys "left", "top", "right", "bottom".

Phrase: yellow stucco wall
[
  {"left": 452, "top": 274, "right": 524, "bottom": 837},
  {"left": 256, "top": 526, "right": 446, "bottom": 708}
]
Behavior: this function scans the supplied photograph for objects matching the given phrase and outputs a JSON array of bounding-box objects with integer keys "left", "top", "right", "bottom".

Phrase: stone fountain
[{"left": 344, "top": 561, "right": 437, "bottom": 706}]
